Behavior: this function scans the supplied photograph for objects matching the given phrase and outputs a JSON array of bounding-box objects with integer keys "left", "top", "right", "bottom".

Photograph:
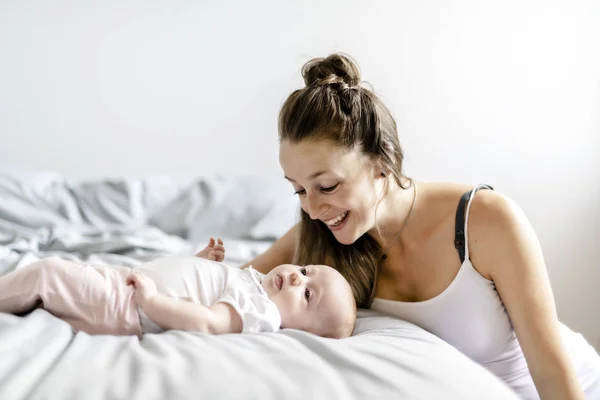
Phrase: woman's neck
[{"left": 368, "top": 178, "right": 417, "bottom": 248}]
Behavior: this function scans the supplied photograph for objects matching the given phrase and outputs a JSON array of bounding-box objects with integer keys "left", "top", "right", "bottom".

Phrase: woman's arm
[
  {"left": 469, "top": 191, "right": 584, "bottom": 400},
  {"left": 238, "top": 223, "right": 299, "bottom": 273},
  {"left": 127, "top": 273, "right": 242, "bottom": 334}
]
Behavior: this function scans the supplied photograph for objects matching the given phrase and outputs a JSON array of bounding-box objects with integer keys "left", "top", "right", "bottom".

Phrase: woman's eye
[
  {"left": 300, "top": 267, "right": 307, "bottom": 276},
  {"left": 293, "top": 188, "right": 306, "bottom": 196},
  {"left": 320, "top": 184, "right": 339, "bottom": 193},
  {"left": 305, "top": 288, "right": 310, "bottom": 301}
]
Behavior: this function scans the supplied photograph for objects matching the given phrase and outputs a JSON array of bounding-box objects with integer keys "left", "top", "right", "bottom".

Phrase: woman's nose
[{"left": 305, "top": 194, "right": 324, "bottom": 220}]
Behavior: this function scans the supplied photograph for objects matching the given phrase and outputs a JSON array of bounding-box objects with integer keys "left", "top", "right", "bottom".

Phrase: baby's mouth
[{"left": 275, "top": 274, "right": 283, "bottom": 290}]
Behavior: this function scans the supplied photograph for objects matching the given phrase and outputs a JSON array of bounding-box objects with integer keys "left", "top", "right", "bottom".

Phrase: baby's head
[{"left": 261, "top": 264, "right": 356, "bottom": 339}]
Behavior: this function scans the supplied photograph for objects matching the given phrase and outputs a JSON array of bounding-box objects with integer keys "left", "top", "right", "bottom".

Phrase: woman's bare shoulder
[
  {"left": 467, "top": 189, "right": 530, "bottom": 277},
  {"left": 468, "top": 188, "right": 518, "bottom": 224},
  {"left": 413, "top": 181, "right": 477, "bottom": 220},
  {"left": 417, "top": 181, "right": 476, "bottom": 201}
]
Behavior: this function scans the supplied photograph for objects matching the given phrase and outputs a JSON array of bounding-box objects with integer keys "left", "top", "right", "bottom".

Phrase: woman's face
[{"left": 279, "top": 138, "right": 384, "bottom": 245}]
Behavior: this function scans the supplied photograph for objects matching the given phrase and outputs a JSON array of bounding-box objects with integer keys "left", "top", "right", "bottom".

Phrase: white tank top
[{"left": 370, "top": 185, "right": 600, "bottom": 399}]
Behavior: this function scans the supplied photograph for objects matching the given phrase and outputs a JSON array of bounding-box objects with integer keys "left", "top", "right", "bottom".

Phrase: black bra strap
[{"left": 454, "top": 184, "right": 494, "bottom": 263}]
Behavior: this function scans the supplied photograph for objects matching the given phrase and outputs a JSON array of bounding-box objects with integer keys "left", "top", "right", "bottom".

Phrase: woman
[{"left": 223, "top": 54, "right": 600, "bottom": 399}]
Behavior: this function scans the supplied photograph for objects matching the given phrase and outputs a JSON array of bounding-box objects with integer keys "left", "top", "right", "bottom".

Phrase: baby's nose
[{"left": 290, "top": 273, "right": 300, "bottom": 286}]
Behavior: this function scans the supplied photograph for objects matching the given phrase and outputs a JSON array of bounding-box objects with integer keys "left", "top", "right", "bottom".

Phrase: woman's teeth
[{"left": 325, "top": 211, "right": 348, "bottom": 226}]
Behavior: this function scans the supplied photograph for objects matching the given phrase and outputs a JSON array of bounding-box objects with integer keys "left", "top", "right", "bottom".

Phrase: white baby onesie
[{"left": 133, "top": 256, "right": 281, "bottom": 334}]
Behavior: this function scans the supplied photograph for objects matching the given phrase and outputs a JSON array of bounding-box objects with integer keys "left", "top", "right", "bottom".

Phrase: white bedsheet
[
  {"left": 0, "top": 308, "right": 520, "bottom": 400},
  {"left": 0, "top": 172, "right": 520, "bottom": 399}
]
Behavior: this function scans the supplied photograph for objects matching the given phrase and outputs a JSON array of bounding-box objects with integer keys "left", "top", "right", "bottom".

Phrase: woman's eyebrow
[{"left": 284, "top": 171, "right": 327, "bottom": 182}]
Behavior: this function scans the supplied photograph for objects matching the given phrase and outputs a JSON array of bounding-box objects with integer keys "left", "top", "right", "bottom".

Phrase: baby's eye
[
  {"left": 300, "top": 267, "right": 307, "bottom": 276},
  {"left": 304, "top": 288, "right": 310, "bottom": 301}
]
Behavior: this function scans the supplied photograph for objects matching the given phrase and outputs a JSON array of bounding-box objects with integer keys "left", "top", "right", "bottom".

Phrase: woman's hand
[
  {"left": 195, "top": 237, "right": 226, "bottom": 262},
  {"left": 127, "top": 272, "right": 158, "bottom": 308}
]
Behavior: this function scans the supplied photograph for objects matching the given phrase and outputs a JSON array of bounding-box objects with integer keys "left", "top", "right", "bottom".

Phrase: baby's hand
[
  {"left": 127, "top": 272, "right": 158, "bottom": 307},
  {"left": 195, "top": 237, "right": 225, "bottom": 262}
]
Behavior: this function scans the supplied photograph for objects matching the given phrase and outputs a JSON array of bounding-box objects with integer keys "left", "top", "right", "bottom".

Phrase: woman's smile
[{"left": 324, "top": 211, "right": 350, "bottom": 231}]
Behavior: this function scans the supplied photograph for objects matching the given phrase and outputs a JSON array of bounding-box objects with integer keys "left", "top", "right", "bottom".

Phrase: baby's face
[{"left": 262, "top": 264, "right": 355, "bottom": 338}]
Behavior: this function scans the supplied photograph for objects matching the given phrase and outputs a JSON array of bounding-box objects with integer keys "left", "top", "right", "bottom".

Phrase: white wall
[{"left": 1, "top": 1, "right": 599, "bottom": 347}]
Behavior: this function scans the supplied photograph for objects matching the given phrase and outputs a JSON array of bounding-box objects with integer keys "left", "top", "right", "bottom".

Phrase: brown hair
[{"left": 279, "top": 53, "right": 410, "bottom": 308}]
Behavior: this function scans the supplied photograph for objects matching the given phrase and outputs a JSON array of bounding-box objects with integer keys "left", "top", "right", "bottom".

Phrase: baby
[{"left": 0, "top": 239, "right": 356, "bottom": 339}]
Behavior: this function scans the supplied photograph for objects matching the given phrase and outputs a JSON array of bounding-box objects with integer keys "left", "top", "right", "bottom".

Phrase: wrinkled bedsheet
[{"left": 0, "top": 172, "right": 519, "bottom": 399}]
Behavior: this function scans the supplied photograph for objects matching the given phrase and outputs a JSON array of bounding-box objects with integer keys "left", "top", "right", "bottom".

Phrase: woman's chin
[
  {"left": 337, "top": 237, "right": 355, "bottom": 245},
  {"left": 322, "top": 213, "right": 365, "bottom": 245},
  {"left": 331, "top": 230, "right": 359, "bottom": 245}
]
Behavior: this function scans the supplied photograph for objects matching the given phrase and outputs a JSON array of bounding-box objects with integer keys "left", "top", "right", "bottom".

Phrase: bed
[{"left": 0, "top": 172, "right": 520, "bottom": 399}]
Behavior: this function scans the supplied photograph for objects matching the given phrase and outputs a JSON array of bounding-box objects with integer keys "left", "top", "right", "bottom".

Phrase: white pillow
[
  {"left": 187, "top": 176, "right": 296, "bottom": 241},
  {"left": 248, "top": 195, "right": 300, "bottom": 240}
]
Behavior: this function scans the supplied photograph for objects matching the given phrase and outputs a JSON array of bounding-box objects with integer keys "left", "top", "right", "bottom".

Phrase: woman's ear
[
  {"left": 368, "top": 155, "right": 388, "bottom": 180},
  {"left": 375, "top": 158, "right": 389, "bottom": 179},
  {"left": 371, "top": 164, "right": 384, "bottom": 179},
  {"left": 375, "top": 168, "right": 389, "bottom": 180}
]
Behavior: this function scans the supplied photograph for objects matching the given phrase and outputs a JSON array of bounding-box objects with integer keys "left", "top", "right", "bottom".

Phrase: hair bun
[{"left": 302, "top": 53, "right": 362, "bottom": 89}]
